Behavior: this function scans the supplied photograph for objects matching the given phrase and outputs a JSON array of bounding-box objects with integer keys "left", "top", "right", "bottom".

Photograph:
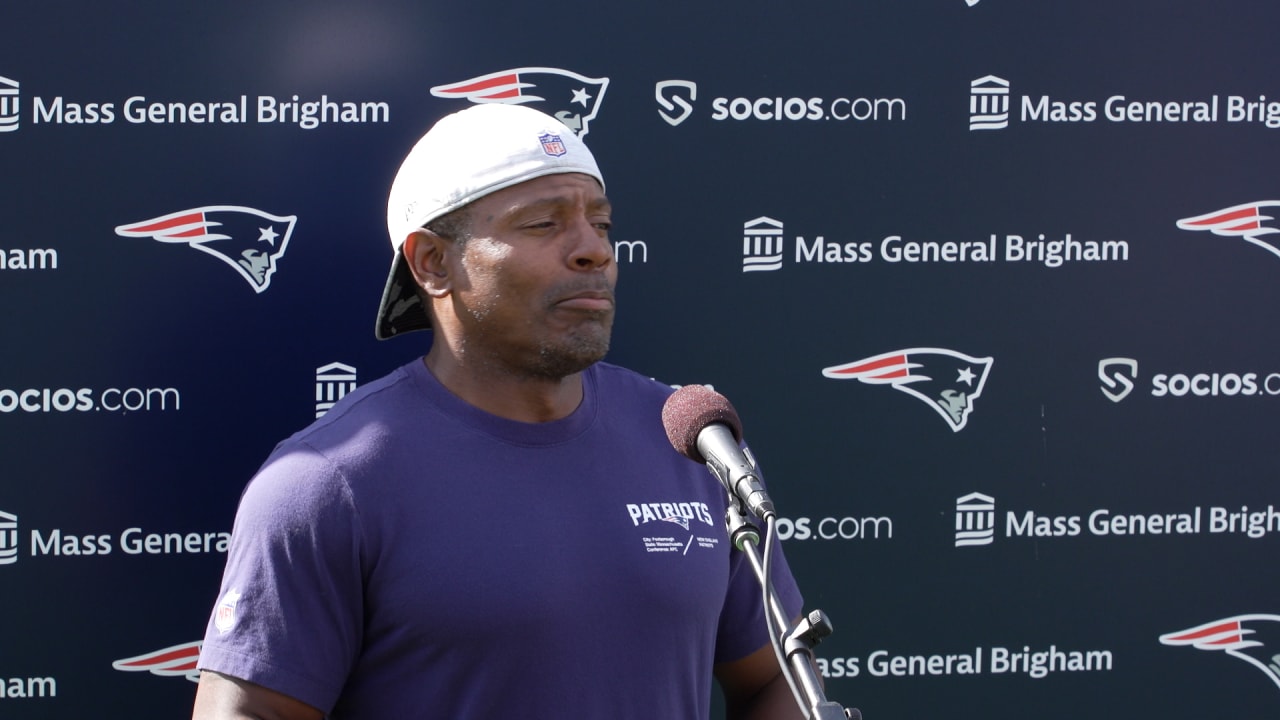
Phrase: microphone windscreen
[{"left": 661, "top": 385, "right": 744, "bottom": 463}]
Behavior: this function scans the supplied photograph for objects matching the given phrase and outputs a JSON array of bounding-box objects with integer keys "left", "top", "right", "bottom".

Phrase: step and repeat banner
[{"left": 3, "top": 1, "right": 1279, "bottom": 718}]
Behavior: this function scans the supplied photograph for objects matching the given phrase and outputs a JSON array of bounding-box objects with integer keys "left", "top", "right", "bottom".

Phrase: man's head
[
  {"left": 408, "top": 172, "right": 615, "bottom": 380},
  {"left": 377, "top": 103, "right": 606, "bottom": 340}
]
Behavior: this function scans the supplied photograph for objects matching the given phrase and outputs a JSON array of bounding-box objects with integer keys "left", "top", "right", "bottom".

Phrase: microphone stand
[{"left": 724, "top": 500, "right": 860, "bottom": 720}]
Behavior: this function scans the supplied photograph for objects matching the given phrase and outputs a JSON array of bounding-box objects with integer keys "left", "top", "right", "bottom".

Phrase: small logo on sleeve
[{"left": 214, "top": 588, "right": 242, "bottom": 634}]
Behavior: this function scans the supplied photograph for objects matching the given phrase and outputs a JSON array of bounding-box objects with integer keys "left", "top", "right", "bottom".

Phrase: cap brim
[{"left": 375, "top": 251, "right": 431, "bottom": 340}]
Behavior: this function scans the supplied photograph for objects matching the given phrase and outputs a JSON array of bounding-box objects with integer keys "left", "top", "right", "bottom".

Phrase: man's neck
[{"left": 422, "top": 352, "right": 586, "bottom": 423}]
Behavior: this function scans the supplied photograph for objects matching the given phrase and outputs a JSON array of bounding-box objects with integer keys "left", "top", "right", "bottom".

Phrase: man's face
[{"left": 445, "top": 172, "right": 616, "bottom": 380}]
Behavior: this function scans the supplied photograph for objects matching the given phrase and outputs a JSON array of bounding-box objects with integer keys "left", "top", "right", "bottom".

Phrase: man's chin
[{"left": 531, "top": 331, "right": 612, "bottom": 379}]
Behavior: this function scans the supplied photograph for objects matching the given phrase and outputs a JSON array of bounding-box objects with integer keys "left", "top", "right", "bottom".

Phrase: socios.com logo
[
  {"left": 656, "top": 80, "right": 696, "bottom": 126},
  {"left": 1100, "top": 356, "right": 1280, "bottom": 401},
  {"left": 655, "top": 79, "right": 906, "bottom": 126},
  {"left": 775, "top": 515, "right": 892, "bottom": 542},
  {"left": 1099, "top": 358, "right": 1137, "bottom": 402},
  {"left": 0, "top": 386, "right": 180, "bottom": 413},
  {"left": 1152, "top": 371, "right": 1274, "bottom": 398}
]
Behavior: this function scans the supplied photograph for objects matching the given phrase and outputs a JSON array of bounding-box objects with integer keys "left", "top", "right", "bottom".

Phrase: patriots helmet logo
[
  {"left": 430, "top": 66, "right": 609, "bottom": 137},
  {"left": 822, "top": 348, "right": 994, "bottom": 432},
  {"left": 1160, "top": 614, "right": 1280, "bottom": 692},
  {"left": 112, "top": 640, "right": 203, "bottom": 682},
  {"left": 1176, "top": 201, "right": 1280, "bottom": 261},
  {"left": 115, "top": 206, "right": 297, "bottom": 293}
]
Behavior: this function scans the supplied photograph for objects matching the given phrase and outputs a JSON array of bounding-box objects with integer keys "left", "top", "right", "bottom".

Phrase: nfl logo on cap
[{"left": 539, "top": 132, "right": 567, "bottom": 157}]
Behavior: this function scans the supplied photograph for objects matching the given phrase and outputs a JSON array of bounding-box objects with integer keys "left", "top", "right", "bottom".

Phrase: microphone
[{"left": 661, "top": 385, "right": 775, "bottom": 519}]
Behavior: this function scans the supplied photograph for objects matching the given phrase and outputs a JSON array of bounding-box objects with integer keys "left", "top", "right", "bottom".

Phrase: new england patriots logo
[
  {"left": 430, "top": 67, "right": 609, "bottom": 137},
  {"left": 1160, "top": 614, "right": 1280, "bottom": 692},
  {"left": 112, "top": 640, "right": 203, "bottom": 682},
  {"left": 115, "top": 206, "right": 297, "bottom": 293},
  {"left": 1176, "top": 201, "right": 1280, "bottom": 261},
  {"left": 661, "top": 514, "right": 691, "bottom": 531},
  {"left": 822, "top": 348, "right": 994, "bottom": 432}
]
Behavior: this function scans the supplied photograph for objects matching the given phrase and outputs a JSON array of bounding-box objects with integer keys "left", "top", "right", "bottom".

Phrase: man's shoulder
[
  {"left": 260, "top": 362, "right": 426, "bottom": 472},
  {"left": 300, "top": 362, "right": 420, "bottom": 432}
]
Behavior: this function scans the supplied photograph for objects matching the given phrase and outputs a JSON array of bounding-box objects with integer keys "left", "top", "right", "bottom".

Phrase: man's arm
[
  {"left": 714, "top": 641, "right": 807, "bottom": 720},
  {"left": 191, "top": 670, "right": 325, "bottom": 720}
]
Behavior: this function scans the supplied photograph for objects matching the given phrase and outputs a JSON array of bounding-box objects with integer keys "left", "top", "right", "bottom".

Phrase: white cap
[{"left": 376, "top": 103, "right": 605, "bottom": 339}]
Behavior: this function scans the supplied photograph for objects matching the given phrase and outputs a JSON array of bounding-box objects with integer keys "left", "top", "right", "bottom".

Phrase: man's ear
[{"left": 402, "top": 229, "right": 452, "bottom": 298}]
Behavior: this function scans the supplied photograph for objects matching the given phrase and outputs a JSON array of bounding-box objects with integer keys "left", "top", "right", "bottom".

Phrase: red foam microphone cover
[{"left": 661, "top": 385, "right": 744, "bottom": 463}]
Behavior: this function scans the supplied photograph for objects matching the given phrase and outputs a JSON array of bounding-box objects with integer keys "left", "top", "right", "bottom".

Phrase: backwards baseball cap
[{"left": 376, "top": 103, "right": 605, "bottom": 340}]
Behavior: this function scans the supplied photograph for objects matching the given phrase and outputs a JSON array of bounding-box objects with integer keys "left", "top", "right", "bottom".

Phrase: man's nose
[{"left": 567, "top": 216, "right": 612, "bottom": 270}]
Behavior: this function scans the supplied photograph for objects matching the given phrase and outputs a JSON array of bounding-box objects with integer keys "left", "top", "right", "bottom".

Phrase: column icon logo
[
  {"left": 743, "top": 217, "right": 784, "bottom": 272},
  {"left": 955, "top": 492, "right": 995, "bottom": 547},
  {"left": 0, "top": 76, "right": 19, "bottom": 133},
  {"left": 969, "top": 75, "right": 1010, "bottom": 130},
  {"left": 316, "top": 362, "right": 357, "bottom": 418},
  {"left": 0, "top": 510, "right": 19, "bottom": 564}
]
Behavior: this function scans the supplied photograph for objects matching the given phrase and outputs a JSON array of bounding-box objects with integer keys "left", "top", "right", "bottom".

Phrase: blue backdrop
[{"left": 3, "top": 1, "right": 1279, "bottom": 717}]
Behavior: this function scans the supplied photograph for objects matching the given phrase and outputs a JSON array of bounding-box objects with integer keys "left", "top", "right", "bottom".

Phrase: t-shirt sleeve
[
  {"left": 197, "top": 441, "right": 364, "bottom": 713},
  {"left": 714, "top": 505, "right": 805, "bottom": 664}
]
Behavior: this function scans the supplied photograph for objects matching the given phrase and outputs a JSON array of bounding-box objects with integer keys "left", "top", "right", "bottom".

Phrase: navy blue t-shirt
[{"left": 199, "top": 359, "right": 803, "bottom": 719}]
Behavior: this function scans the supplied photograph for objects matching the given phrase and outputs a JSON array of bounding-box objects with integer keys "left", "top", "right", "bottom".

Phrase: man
[{"left": 193, "top": 103, "right": 804, "bottom": 719}]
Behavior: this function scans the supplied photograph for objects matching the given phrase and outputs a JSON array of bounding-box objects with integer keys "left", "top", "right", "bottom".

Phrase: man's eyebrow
[{"left": 503, "top": 195, "right": 613, "bottom": 217}]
